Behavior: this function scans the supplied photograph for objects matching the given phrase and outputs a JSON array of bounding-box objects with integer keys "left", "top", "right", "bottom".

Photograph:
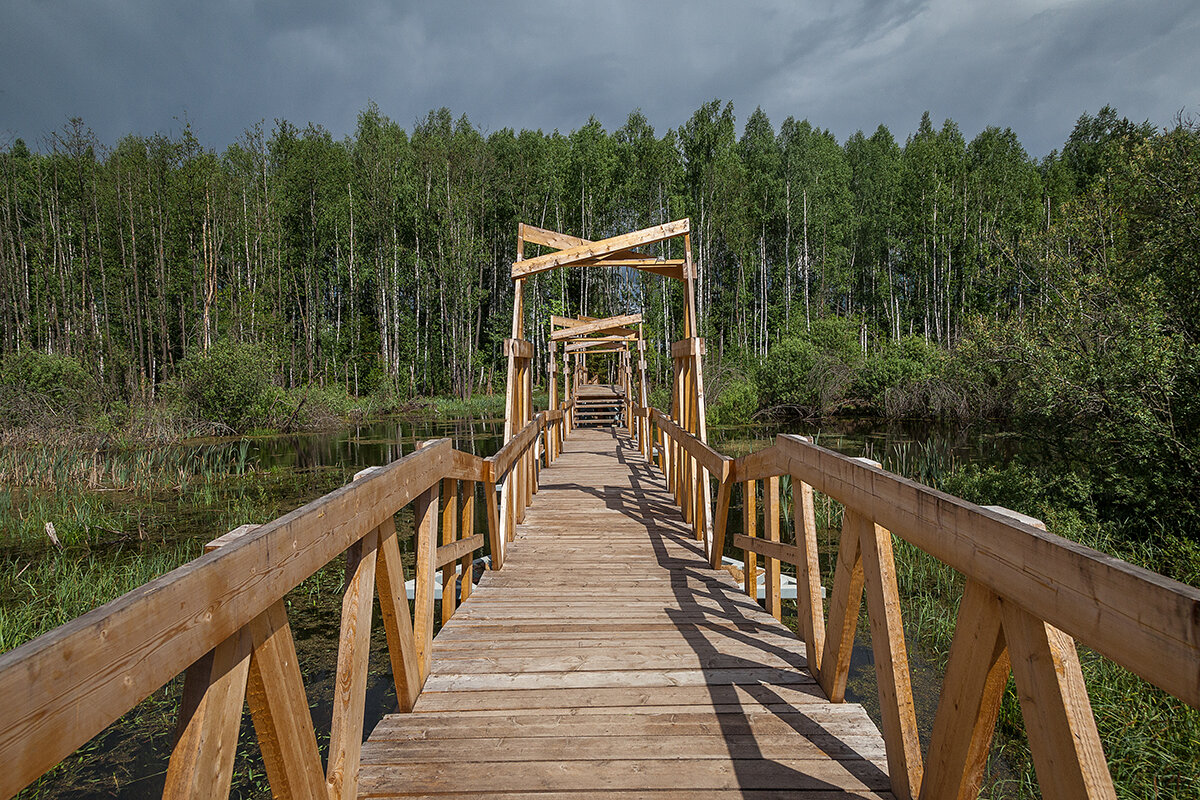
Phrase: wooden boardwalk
[{"left": 359, "top": 428, "right": 892, "bottom": 799}]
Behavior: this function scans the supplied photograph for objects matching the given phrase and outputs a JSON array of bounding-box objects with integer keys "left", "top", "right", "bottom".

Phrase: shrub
[
  {"left": 0, "top": 351, "right": 97, "bottom": 413},
  {"left": 175, "top": 341, "right": 271, "bottom": 431},
  {"left": 708, "top": 376, "right": 759, "bottom": 426},
  {"left": 855, "top": 336, "right": 940, "bottom": 413}
]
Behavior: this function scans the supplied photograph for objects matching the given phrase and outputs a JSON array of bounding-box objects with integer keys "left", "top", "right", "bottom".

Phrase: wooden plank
[
  {"left": 436, "top": 533, "right": 484, "bottom": 569},
  {"left": 371, "top": 708, "right": 876, "bottom": 738},
  {"left": 0, "top": 440, "right": 451, "bottom": 800},
  {"left": 670, "top": 337, "right": 705, "bottom": 358},
  {"left": 549, "top": 313, "right": 643, "bottom": 341},
  {"left": 1003, "top": 604, "right": 1116, "bottom": 799},
  {"left": 733, "top": 533, "right": 803, "bottom": 566},
  {"left": 375, "top": 516, "right": 421, "bottom": 711},
  {"left": 326, "top": 528, "right": 378, "bottom": 800},
  {"left": 361, "top": 733, "right": 885, "bottom": 762},
  {"left": 763, "top": 475, "right": 782, "bottom": 620},
  {"left": 511, "top": 220, "right": 689, "bottom": 276},
  {"left": 484, "top": 480, "right": 502, "bottom": 570},
  {"left": 459, "top": 481, "right": 476, "bottom": 603},
  {"left": 820, "top": 516, "right": 865, "bottom": 702},
  {"left": 744, "top": 480, "right": 758, "bottom": 598},
  {"left": 855, "top": 510, "right": 923, "bottom": 800},
  {"left": 413, "top": 484, "right": 438, "bottom": 684},
  {"left": 573, "top": 259, "right": 687, "bottom": 280},
  {"left": 709, "top": 478, "right": 733, "bottom": 570},
  {"left": 773, "top": 433, "right": 1200, "bottom": 707},
  {"left": 360, "top": 757, "right": 890, "bottom": 794},
  {"left": 440, "top": 479, "right": 458, "bottom": 625},
  {"left": 518, "top": 223, "right": 655, "bottom": 263},
  {"left": 245, "top": 601, "right": 326, "bottom": 800},
  {"left": 503, "top": 337, "right": 533, "bottom": 359},
  {"left": 793, "top": 477, "right": 826, "bottom": 676},
  {"left": 163, "top": 627, "right": 252, "bottom": 800},
  {"left": 921, "top": 579, "right": 1010, "bottom": 800}
]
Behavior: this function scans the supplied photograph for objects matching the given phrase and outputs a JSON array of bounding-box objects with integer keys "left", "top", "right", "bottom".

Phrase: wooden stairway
[{"left": 572, "top": 384, "right": 624, "bottom": 428}]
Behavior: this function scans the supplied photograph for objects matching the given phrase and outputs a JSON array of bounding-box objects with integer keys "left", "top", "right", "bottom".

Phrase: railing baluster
[
  {"left": 440, "top": 478, "right": 459, "bottom": 625},
  {"left": 163, "top": 626, "right": 252, "bottom": 800},
  {"left": 709, "top": 477, "right": 734, "bottom": 570},
  {"left": 246, "top": 601, "right": 327, "bottom": 800},
  {"left": 763, "top": 475, "right": 782, "bottom": 620},
  {"left": 413, "top": 479, "right": 439, "bottom": 683},
  {"left": 1003, "top": 605, "right": 1116, "bottom": 799},
  {"left": 921, "top": 578, "right": 1009, "bottom": 800},
  {"left": 819, "top": 508, "right": 865, "bottom": 703},
  {"left": 327, "top": 527, "right": 379, "bottom": 800},
  {"left": 375, "top": 515, "right": 422, "bottom": 711},
  {"left": 460, "top": 480, "right": 476, "bottom": 602},
  {"left": 743, "top": 480, "right": 757, "bottom": 599},
  {"left": 486, "top": 476, "right": 504, "bottom": 569},
  {"left": 857, "top": 508, "right": 924, "bottom": 800},
  {"left": 791, "top": 476, "right": 825, "bottom": 673}
]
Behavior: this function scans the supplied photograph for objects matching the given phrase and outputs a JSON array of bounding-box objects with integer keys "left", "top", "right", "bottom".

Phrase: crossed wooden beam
[{"left": 514, "top": 221, "right": 690, "bottom": 280}]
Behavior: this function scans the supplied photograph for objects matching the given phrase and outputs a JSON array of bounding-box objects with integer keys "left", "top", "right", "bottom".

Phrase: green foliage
[
  {"left": 854, "top": 336, "right": 938, "bottom": 412},
  {"left": 0, "top": 351, "right": 97, "bottom": 413},
  {"left": 175, "top": 341, "right": 272, "bottom": 431},
  {"left": 708, "top": 376, "right": 759, "bottom": 426}
]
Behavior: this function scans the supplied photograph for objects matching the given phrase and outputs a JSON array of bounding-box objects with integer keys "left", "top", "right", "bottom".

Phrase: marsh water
[{"left": 3, "top": 414, "right": 1027, "bottom": 799}]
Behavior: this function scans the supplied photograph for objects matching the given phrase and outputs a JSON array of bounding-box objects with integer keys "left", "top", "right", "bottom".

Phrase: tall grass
[{"left": 0, "top": 540, "right": 202, "bottom": 652}]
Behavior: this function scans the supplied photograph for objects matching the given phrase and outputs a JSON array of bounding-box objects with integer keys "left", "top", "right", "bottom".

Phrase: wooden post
[
  {"left": 166, "top": 527, "right": 259, "bottom": 800},
  {"left": 763, "top": 475, "right": 781, "bottom": 620},
  {"left": 376, "top": 515, "right": 421, "bottom": 710},
  {"left": 743, "top": 481, "right": 757, "bottom": 599},
  {"left": 459, "top": 481, "right": 476, "bottom": 602},
  {"left": 1003, "top": 606, "right": 1115, "bottom": 799},
  {"left": 326, "top": 527, "right": 379, "bottom": 800},
  {"left": 857, "top": 509, "right": 923, "bottom": 800},
  {"left": 921, "top": 579, "right": 1010, "bottom": 800},
  {"left": 413, "top": 481, "right": 439, "bottom": 683},
  {"left": 485, "top": 478, "right": 503, "bottom": 570},
  {"left": 164, "top": 627, "right": 252, "bottom": 800},
  {"left": 709, "top": 477, "right": 733, "bottom": 570},
  {"left": 440, "top": 478, "right": 458, "bottom": 625},
  {"left": 791, "top": 474, "right": 825, "bottom": 674},
  {"left": 819, "top": 513, "right": 865, "bottom": 703},
  {"left": 246, "top": 601, "right": 327, "bottom": 800}
]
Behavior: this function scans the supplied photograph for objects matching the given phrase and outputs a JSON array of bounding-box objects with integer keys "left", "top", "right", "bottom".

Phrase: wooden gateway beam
[
  {"left": 551, "top": 317, "right": 638, "bottom": 338},
  {"left": 512, "top": 220, "right": 690, "bottom": 278},
  {"left": 520, "top": 223, "right": 651, "bottom": 259},
  {"left": 548, "top": 314, "right": 643, "bottom": 341},
  {"left": 563, "top": 336, "right": 637, "bottom": 353}
]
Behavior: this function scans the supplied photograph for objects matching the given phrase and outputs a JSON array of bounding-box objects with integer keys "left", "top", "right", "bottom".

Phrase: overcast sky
[{"left": 2, "top": 0, "right": 1197, "bottom": 158}]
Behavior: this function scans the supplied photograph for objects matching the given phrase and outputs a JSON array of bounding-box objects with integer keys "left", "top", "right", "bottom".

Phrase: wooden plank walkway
[{"left": 359, "top": 428, "right": 892, "bottom": 799}]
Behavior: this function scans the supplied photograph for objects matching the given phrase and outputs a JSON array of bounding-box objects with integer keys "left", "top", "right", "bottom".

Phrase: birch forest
[{"left": 0, "top": 101, "right": 1192, "bottom": 415}]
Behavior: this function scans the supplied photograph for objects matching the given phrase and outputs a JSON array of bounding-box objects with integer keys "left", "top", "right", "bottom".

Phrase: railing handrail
[
  {"left": 0, "top": 405, "right": 571, "bottom": 800},
  {"left": 768, "top": 433, "right": 1200, "bottom": 708},
  {"left": 0, "top": 438, "right": 467, "bottom": 798},
  {"left": 647, "top": 410, "right": 1200, "bottom": 709},
  {"left": 644, "top": 402, "right": 1200, "bottom": 797}
]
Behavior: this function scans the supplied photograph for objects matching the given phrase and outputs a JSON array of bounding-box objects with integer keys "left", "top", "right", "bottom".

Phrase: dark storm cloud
[{"left": 2, "top": 0, "right": 1196, "bottom": 156}]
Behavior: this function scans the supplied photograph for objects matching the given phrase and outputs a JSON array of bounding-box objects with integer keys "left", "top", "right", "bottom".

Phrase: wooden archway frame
[{"left": 502, "top": 220, "right": 711, "bottom": 547}]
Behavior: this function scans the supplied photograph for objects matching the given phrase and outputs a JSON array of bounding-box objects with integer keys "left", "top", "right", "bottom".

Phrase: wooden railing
[
  {"left": 644, "top": 408, "right": 1200, "bottom": 800},
  {"left": 0, "top": 407, "right": 567, "bottom": 800}
]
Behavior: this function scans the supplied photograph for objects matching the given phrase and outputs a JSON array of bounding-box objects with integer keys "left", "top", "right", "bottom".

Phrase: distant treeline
[{"left": 0, "top": 101, "right": 1171, "bottom": 396}]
